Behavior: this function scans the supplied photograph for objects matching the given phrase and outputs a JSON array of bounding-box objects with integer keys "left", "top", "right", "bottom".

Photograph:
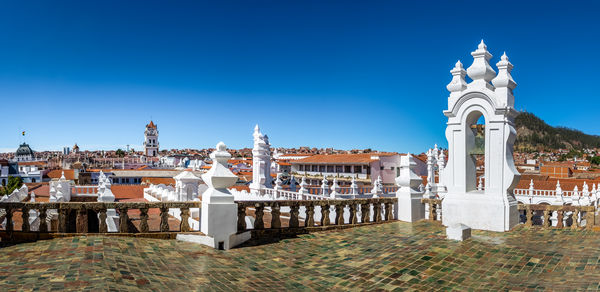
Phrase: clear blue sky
[{"left": 1, "top": 1, "right": 599, "bottom": 153}]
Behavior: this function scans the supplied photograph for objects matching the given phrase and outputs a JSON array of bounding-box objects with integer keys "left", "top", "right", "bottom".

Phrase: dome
[{"left": 16, "top": 143, "right": 34, "bottom": 157}]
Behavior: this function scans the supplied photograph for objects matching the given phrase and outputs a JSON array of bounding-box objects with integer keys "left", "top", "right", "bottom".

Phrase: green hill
[{"left": 514, "top": 112, "right": 600, "bottom": 152}]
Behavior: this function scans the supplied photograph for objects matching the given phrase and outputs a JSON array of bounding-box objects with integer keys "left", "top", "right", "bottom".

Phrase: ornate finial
[
  {"left": 478, "top": 39, "right": 486, "bottom": 50},
  {"left": 529, "top": 179, "right": 534, "bottom": 189},
  {"left": 467, "top": 40, "right": 496, "bottom": 87},
  {"left": 210, "top": 141, "right": 231, "bottom": 165},
  {"left": 447, "top": 60, "right": 468, "bottom": 93},
  {"left": 492, "top": 51, "right": 516, "bottom": 92},
  {"left": 217, "top": 141, "right": 226, "bottom": 152}
]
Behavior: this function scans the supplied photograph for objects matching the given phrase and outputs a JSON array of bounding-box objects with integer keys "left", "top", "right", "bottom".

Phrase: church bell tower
[{"left": 144, "top": 121, "right": 159, "bottom": 157}]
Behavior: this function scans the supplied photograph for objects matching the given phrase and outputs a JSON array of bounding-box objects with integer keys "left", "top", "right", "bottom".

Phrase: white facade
[
  {"left": 441, "top": 41, "right": 520, "bottom": 232},
  {"left": 144, "top": 121, "right": 159, "bottom": 157}
]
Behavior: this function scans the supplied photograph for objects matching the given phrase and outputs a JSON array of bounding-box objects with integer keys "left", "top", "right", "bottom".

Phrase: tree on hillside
[{"left": 588, "top": 156, "right": 600, "bottom": 165}]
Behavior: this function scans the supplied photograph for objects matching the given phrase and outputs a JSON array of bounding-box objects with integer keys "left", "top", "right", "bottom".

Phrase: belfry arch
[{"left": 440, "top": 41, "right": 520, "bottom": 232}]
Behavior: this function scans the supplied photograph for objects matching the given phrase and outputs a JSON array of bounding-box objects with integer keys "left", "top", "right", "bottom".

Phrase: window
[
  {"left": 299, "top": 165, "right": 304, "bottom": 171},
  {"left": 354, "top": 166, "right": 362, "bottom": 173},
  {"left": 344, "top": 166, "right": 352, "bottom": 173},
  {"left": 312, "top": 165, "right": 318, "bottom": 172},
  {"left": 319, "top": 165, "right": 326, "bottom": 172},
  {"left": 336, "top": 165, "right": 343, "bottom": 173},
  {"left": 327, "top": 165, "right": 334, "bottom": 172}
]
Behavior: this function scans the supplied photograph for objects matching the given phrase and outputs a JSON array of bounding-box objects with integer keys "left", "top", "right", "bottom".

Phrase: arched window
[{"left": 465, "top": 112, "right": 486, "bottom": 192}]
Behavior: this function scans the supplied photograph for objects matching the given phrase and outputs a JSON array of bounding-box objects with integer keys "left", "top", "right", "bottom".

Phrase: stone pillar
[
  {"left": 371, "top": 176, "right": 383, "bottom": 197},
  {"left": 436, "top": 150, "right": 447, "bottom": 194},
  {"left": 321, "top": 177, "right": 330, "bottom": 197},
  {"left": 299, "top": 176, "right": 308, "bottom": 194},
  {"left": 249, "top": 125, "right": 272, "bottom": 194},
  {"left": 196, "top": 142, "right": 250, "bottom": 250},
  {"left": 350, "top": 177, "right": 359, "bottom": 198},
  {"left": 330, "top": 178, "right": 340, "bottom": 199},
  {"left": 426, "top": 149, "right": 434, "bottom": 187},
  {"left": 273, "top": 174, "right": 283, "bottom": 199},
  {"left": 395, "top": 154, "right": 425, "bottom": 222}
]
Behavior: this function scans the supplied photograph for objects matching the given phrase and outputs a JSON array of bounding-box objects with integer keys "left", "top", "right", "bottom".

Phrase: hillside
[{"left": 514, "top": 112, "right": 600, "bottom": 152}]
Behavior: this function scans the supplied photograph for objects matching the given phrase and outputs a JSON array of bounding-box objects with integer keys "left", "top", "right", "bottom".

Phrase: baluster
[
  {"left": 254, "top": 203, "right": 264, "bottom": 229},
  {"left": 118, "top": 207, "right": 129, "bottom": 233},
  {"left": 179, "top": 207, "right": 190, "bottom": 232},
  {"left": 22, "top": 205, "right": 30, "bottom": 232},
  {"left": 304, "top": 204, "right": 315, "bottom": 227},
  {"left": 542, "top": 209, "right": 549, "bottom": 228},
  {"left": 271, "top": 203, "right": 281, "bottom": 229},
  {"left": 385, "top": 202, "right": 393, "bottom": 221},
  {"left": 334, "top": 204, "right": 344, "bottom": 225},
  {"left": 159, "top": 207, "right": 169, "bottom": 232},
  {"left": 237, "top": 205, "right": 247, "bottom": 232},
  {"left": 76, "top": 207, "right": 88, "bottom": 233},
  {"left": 586, "top": 208, "right": 595, "bottom": 229},
  {"left": 571, "top": 209, "right": 579, "bottom": 229},
  {"left": 5, "top": 206, "right": 13, "bottom": 233},
  {"left": 39, "top": 207, "right": 48, "bottom": 232},
  {"left": 556, "top": 210, "right": 564, "bottom": 228},
  {"left": 98, "top": 208, "right": 108, "bottom": 233},
  {"left": 360, "top": 203, "right": 370, "bottom": 223},
  {"left": 349, "top": 203, "right": 357, "bottom": 224},
  {"left": 374, "top": 202, "right": 382, "bottom": 222},
  {"left": 320, "top": 203, "right": 330, "bottom": 226},
  {"left": 525, "top": 206, "right": 532, "bottom": 227},
  {"left": 289, "top": 205, "right": 299, "bottom": 228},
  {"left": 58, "top": 207, "right": 68, "bottom": 233},
  {"left": 429, "top": 202, "right": 437, "bottom": 221},
  {"left": 139, "top": 207, "right": 149, "bottom": 232}
]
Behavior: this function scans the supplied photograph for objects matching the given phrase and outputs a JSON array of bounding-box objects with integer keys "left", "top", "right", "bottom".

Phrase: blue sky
[{"left": 1, "top": 1, "right": 599, "bottom": 153}]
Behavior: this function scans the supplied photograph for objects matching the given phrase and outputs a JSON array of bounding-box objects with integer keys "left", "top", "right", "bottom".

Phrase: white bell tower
[
  {"left": 144, "top": 121, "right": 159, "bottom": 157},
  {"left": 440, "top": 41, "right": 520, "bottom": 232}
]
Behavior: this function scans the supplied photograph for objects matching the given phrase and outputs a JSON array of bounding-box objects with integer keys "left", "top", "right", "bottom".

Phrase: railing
[
  {"left": 518, "top": 204, "right": 595, "bottom": 229},
  {"left": 0, "top": 201, "right": 202, "bottom": 236},
  {"left": 71, "top": 186, "right": 99, "bottom": 195},
  {"left": 306, "top": 186, "right": 398, "bottom": 195},
  {"left": 236, "top": 198, "right": 397, "bottom": 233},
  {"left": 421, "top": 198, "right": 443, "bottom": 221},
  {"left": 275, "top": 190, "right": 324, "bottom": 200},
  {"left": 513, "top": 189, "right": 575, "bottom": 197}
]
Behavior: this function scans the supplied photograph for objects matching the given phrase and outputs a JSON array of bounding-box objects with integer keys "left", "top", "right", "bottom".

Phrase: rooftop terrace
[{"left": 1, "top": 221, "right": 599, "bottom": 290}]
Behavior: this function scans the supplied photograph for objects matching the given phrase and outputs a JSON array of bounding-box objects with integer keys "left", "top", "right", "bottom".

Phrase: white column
[{"left": 395, "top": 153, "right": 425, "bottom": 222}]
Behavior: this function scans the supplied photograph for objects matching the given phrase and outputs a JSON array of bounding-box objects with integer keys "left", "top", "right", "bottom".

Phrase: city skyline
[{"left": 1, "top": 1, "right": 599, "bottom": 153}]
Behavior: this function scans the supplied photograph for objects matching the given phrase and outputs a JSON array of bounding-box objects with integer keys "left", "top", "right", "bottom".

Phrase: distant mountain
[{"left": 514, "top": 112, "right": 600, "bottom": 152}]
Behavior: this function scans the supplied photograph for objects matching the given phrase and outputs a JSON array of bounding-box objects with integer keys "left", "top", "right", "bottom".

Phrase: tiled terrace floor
[{"left": 1, "top": 221, "right": 600, "bottom": 291}]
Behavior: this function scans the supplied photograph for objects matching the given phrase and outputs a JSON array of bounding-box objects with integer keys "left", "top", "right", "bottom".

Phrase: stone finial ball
[{"left": 217, "top": 141, "right": 227, "bottom": 151}]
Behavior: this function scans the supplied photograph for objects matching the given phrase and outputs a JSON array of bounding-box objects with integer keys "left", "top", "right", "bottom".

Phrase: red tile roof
[
  {"left": 141, "top": 177, "right": 175, "bottom": 185},
  {"left": 46, "top": 169, "right": 75, "bottom": 180},
  {"left": 112, "top": 185, "right": 146, "bottom": 200}
]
